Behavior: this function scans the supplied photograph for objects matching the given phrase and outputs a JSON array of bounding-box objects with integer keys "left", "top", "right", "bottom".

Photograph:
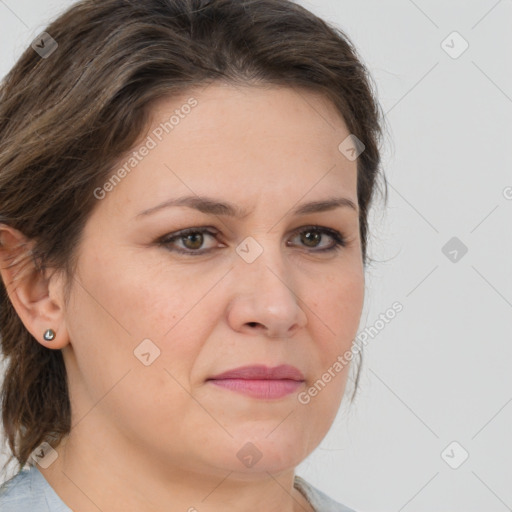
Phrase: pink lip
[{"left": 207, "top": 365, "right": 305, "bottom": 400}]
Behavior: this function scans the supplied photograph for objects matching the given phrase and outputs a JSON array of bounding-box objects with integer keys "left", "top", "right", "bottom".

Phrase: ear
[{"left": 0, "top": 224, "right": 70, "bottom": 350}]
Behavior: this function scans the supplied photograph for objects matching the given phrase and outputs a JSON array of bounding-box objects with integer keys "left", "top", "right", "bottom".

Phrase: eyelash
[{"left": 157, "top": 225, "right": 347, "bottom": 256}]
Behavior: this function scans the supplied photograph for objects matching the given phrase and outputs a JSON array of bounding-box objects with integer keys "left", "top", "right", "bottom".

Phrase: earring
[{"left": 43, "top": 328, "right": 56, "bottom": 341}]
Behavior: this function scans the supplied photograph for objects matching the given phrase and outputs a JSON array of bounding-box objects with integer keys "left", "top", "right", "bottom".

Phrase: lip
[{"left": 207, "top": 365, "right": 305, "bottom": 400}]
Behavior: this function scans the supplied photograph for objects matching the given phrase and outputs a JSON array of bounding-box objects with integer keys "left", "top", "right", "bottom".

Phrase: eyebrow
[{"left": 136, "top": 195, "right": 358, "bottom": 219}]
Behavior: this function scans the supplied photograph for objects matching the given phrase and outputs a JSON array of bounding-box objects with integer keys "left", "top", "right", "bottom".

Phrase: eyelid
[
  {"left": 158, "top": 227, "right": 220, "bottom": 252},
  {"left": 157, "top": 224, "right": 347, "bottom": 255},
  {"left": 286, "top": 225, "right": 346, "bottom": 252}
]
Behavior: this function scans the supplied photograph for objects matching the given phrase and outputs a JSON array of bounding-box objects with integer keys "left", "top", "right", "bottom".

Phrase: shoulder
[
  {"left": 294, "top": 475, "right": 358, "bottom": 512},
  {"left": 0, "top": 464, "right": 71, "bottom": 512}
]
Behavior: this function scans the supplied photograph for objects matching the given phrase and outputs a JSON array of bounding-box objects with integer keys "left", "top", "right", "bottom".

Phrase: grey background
[{"left": 1, "top": 1, "right": 511, "bottom": 511}]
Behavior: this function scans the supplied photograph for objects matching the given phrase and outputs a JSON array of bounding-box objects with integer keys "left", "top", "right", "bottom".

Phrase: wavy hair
[{"left": 0, "top": 0, "right": 387, "bottom": 472}]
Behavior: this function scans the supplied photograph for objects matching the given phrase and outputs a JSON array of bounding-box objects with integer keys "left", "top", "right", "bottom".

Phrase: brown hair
[{"left": 0, "top": 0, "right": 387, "bottom": 472}]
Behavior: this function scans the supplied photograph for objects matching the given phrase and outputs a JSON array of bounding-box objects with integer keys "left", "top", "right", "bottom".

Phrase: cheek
[
  {"left": 119, "top": 261, "right": 220, "bottom": 337},
  {"left": 101, "top": 264, "right": 224, "bottom": 385},
  {"left": 63, "top": 269, "right": 205, "bottom": 440},
  {"left": 301, "top": 273, "right": 362, "bottom": 427},
  {"left": 312, "top": 267, "right": 365, "bottom": 356}
]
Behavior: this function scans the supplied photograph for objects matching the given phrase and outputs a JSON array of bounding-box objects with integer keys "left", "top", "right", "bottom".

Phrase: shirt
[{"left": 0, "top": 464, "right": 357, "bottom": 512}]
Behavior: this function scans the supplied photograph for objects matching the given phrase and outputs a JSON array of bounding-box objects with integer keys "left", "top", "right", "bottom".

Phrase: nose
[{"left": 226, "top": 243, "right": 308, "bottom": 339}]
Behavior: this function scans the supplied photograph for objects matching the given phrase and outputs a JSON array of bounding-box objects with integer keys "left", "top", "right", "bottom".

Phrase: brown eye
[
  {"left": 159, "top": 228, "right": 219, "bottom": 255},
  {"left": 300, "top": 229, "right": 322, "bottom": 248},
  {"left": 159, "top": 225, "right": 346, "bottom": 256},
  {"left": 181, "top": 232, "right": 204, "bottom": 250},
  {"left": 289, "top": 226, "right": 346, "bottom": 252}
]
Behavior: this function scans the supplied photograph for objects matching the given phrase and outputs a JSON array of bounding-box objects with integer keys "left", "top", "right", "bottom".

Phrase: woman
[{"left": 0, "top": 0, "right": 387, "bottom": 510}]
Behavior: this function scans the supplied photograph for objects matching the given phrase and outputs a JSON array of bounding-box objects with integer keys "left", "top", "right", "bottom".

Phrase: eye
[
  {"left": 288, "top": 225, "right": 347, "bottom": 253},
  {"left": 157, "top": 225, "right": 347, "bottom": 256},
  {"left": 158, "top": 227, "right": 220, "bottom": 255}
]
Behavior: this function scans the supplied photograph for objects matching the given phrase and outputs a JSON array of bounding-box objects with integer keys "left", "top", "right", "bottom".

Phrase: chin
[{"left": 207, "top": 431, "right": 313, "bottom": 477}]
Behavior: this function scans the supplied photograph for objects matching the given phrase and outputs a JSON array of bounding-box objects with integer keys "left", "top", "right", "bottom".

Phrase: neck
[{"left": 38, "top": 430, "right": 314, "bottom": 512}]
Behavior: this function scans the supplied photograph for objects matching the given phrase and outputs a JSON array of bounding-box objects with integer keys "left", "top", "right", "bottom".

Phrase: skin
[{"left": 0, "top": 83, "right": 364, "bottom": 512}]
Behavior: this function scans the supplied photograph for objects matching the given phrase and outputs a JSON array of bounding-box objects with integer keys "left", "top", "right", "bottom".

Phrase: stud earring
[{"left": 43, "top": 328, "right": 56, "bottom": 341}]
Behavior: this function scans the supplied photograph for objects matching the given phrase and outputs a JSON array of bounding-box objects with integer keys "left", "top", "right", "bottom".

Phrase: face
[{"left": 60, "top": 83, "right": 364, "bottom": 478}]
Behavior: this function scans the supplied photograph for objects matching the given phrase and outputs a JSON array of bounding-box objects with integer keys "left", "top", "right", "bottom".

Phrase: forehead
[
  {"left": 148, "top": 82, "right": 350, "bottom": 148},
  {"left": 97, "top": 83, "right": 358, "bottom": 219}
]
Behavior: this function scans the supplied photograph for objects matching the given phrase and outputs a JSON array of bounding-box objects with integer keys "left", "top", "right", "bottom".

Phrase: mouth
[{"left": 206, "top": 364, "right": 305, "bottom": 400}]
